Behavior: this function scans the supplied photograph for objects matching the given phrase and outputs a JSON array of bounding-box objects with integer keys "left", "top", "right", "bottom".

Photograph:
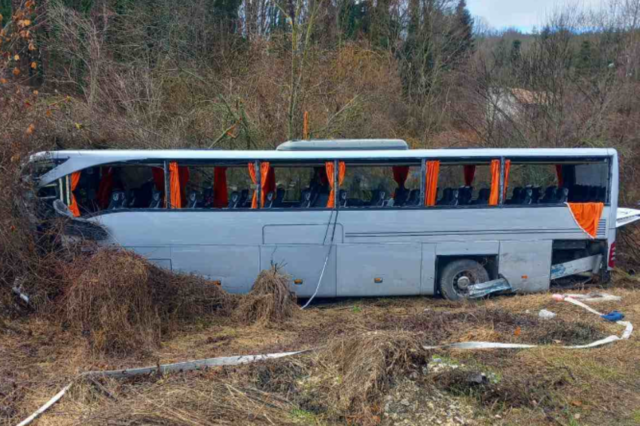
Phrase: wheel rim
[{"left": 452, "top": 271, "right": 480, "bottom": 296}]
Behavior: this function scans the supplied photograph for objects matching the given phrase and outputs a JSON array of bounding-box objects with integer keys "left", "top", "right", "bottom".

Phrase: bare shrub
[{"left": 235, "top": 267, "right": 298, "bottom": 326}]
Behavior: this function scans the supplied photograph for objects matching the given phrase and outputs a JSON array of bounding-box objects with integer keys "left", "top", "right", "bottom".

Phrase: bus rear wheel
[{"left": 439, "top": 259, "right": 490, "bottom": 301}]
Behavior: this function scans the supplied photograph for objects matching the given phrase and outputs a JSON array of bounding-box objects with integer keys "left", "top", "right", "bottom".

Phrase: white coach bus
[{"left": 28, "top": 140, "right": 640, "bottom": 300}]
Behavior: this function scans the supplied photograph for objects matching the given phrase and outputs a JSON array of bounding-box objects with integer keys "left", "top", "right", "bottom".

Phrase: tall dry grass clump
[
  {"left": 60, "top": 249, "right": 234, "bottom": 356},
  {"left": 235, "top": 267, "right": 298, "bottom": 325},
  {"left": 315, "top": 331, "right": 428, "bottom": 421}
]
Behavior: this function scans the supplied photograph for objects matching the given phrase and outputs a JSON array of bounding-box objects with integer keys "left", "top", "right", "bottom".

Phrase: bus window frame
[
  {"left": 501, "top": 156, "right": 611, "bottom": 208},
  {"left": 59, "top": 155, "right": 614, "bottom": 216}
]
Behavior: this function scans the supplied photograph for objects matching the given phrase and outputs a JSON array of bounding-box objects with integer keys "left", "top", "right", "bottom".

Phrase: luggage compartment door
[
  {"left": 171, "top": 245, "right": 260, "bottom": 294},
  {"left": 261, "top": 245, "right": 337, "bottom": 298},
  {"left": 337, "top": 243, "right": 422, "bottom": 296},
  {"left": 499, "top": 240, "right": 552, "bottom": 292}
]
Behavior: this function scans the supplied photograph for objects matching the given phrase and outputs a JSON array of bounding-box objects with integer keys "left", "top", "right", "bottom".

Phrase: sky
[{"left": 466, "top": 0, "right": 603, "bottom": 33}]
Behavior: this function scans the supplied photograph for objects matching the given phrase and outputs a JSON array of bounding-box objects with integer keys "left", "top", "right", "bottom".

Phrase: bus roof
[{"left": 31, "top": 146, "right": 616, "bottom": 187}]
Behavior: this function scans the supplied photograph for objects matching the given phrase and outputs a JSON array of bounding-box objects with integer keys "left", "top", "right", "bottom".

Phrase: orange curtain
[
  {"left": 568, "top": 202, "right": 604, "bottom": 238},
  {"left": 97, "top": 167, "right": 113, "bottom": 209},
  {"left": 503, "top": 160, "right": 511, "bottom": 199},
  {"left": 248, "top": 163, "right": 258, "bottom": 209},
  {"left": 69, "top": 171, "right": 81, "bottom": 217},
  {"left": 424, "top": 161, "right": 440, "bottom": 206},
  {"left": 169, "top": 162, "right": 190, "bottom": 208},
  {"left": 248, "top": 162, "right": 275, "bottom": 208},
  {"left": 260, "top": 162, "right": 275, "bottom": 207},
  {"left": 489, "top": 159, "right": 500, "bottom": 206},
  {"left": 213, "top": 167, "right": 228, "bottom": 208},
  {"left": 463, "top": 165, "right": 476, "bottom": 186},
  {"left": 556, "top": 165, "right": 564, "bottom": 187},
  {"left": 326, "top": 161, "right": 346, "bottom": 208}
]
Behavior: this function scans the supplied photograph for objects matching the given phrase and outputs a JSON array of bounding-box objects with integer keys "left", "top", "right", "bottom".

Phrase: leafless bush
[{"left": 235, "top": 267, "right": 298, "bottom": 325}]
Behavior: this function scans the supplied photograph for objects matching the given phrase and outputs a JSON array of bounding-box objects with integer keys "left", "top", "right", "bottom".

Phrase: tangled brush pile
[
  {"left": 235, "top": 267, "right": 298, "bottom": 325},
  {"left": 60, "top": 249, "right": 233, "bottom": 356}
]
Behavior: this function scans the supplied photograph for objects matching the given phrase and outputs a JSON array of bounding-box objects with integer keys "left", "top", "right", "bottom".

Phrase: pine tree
[
  {"left": 510, "top": 39, "right": 522, "bottom": 64},
  {"left": 576, "top": 40, "right": 593, "bottom": 76},
  {"left": 454, "top": 0, "right": 474, "bottom": 57}
]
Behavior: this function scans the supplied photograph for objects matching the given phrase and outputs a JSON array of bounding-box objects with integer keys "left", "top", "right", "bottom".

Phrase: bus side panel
[
  {"left": 337, "top": 243, "right": 422, "bottom": 296},
  {"left": 171, "top": 245, "right": 260, "bottom": 294},
  {"left": 420, "top": 244, "right": 437, "bottom": 295},
  {"left": 499, "top": 240, "right": 552, "bottom": 292},
  {"left": 261, "top": 244, "right": 337, "bottom": 297}
]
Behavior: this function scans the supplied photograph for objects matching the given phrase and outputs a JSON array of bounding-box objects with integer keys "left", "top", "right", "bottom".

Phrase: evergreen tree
[
  {"left": 339, "top": 0, "right": 370, "bottom": 40},
  {"left": 576, "top": 40, "right": 593, "bottom": 75},
  {"left": 442, "top": 0, "right": 474, "bottom": 70},
  {"left": 454, "top": 0, "right": 474, "bottom": 57},
  {"left": 510, "top": 39, "right": 522, "bottom": 64}
]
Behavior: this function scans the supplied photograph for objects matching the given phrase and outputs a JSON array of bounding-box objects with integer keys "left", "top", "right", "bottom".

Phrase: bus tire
[{"left": 439, "top": 259, "right": 490, "bottom": 301}]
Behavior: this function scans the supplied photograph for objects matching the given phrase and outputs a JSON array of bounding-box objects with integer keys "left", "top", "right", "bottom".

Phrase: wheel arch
[{"left": 435, "top": 255, "right": 498, "bottom": 295}]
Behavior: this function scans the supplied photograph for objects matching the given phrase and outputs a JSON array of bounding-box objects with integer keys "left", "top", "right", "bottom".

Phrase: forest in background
[{"left": 2, "top": 0, "right": 640, "bottom": 202}]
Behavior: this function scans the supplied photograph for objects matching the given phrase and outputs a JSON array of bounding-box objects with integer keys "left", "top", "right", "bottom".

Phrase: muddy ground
[{"left": 2, "top": 282, "right": 640, "bottom": 426}]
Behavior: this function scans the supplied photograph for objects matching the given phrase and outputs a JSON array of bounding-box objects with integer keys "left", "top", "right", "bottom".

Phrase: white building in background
[{"left": 487, "top": 87, "right": 549, "bottom": 122}]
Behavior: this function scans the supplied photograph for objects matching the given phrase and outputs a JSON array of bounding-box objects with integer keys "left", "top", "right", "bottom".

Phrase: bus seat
[
  {"left": 528, "top": 186, "right": 541, "bottom": 203},
  {"left": 474, "top": 188, "right": 490, "bottom": 205},
  {"left": 339, "top": 189, "right": 348, "bottom": 207},
  {"left": 508, "top": 187, "right": 522, "bottom": 204},
  {"left": 239, "top": 189, "right": 249, "bottom": 208},
  {"left": 300, "top": 190, "right": 312, "bottom": 208},
  {"left": 458, "top": 186, "right": 473, "bottom": 205},
  {"left": 394, "top": 186, "right": 410, "bottom": 206},
  {"left": 541, "top": 186, "right": 557, "bottom": 204},
  {"left": 452, "top": 189, "right": 460, "bottom": 206},
  {"left": 275, "top": 188, "right": 285, "bottom": 207},
  {"left": 187, "top": 191, "right": 200, "bottom": 208},
  {"left": 264, "top": 192, "right": 275, "bottom": 208},
  {"left": 313, "top": 191, "right": 329, "bottom": 208},
  {"left": 408, "top": 189, "right": 420, "bottom": 206},
  {"left": 202, "top": 188, "right": 214, "bottom": 208},
  {"left": 370, "top": 190, "right": 386, "bottom": 207},
  {"left": 438, "top": 188, "right": 453, "bottom": 205},
  {"left": 126, "top": 191, "right": 137, "bottom": 208},
  {"left": 588, "top": 186, "right": 598, "bottom": 202},
  {"left": 557, "top": 187, "right": 569, "bottom": 203},
  {"left": 228, "top": 191, "right": 240, "bottom": 209},
  {"left": 149, "top": 188, "right": 163, "bottom": 208},
  {"left": 108, "top": 191, "right": 126, "bottom": 209}
]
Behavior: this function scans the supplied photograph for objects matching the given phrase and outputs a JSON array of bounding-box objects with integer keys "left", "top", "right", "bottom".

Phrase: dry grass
[
  {"left": 313, "top": 331, "right": 429, "bottom": 422},
  {"left": 235, "top": 267, "right": 298, "bottom": 326},
  {"left": 65, "top": 372, "right": 299, "bottom": 426},
  {"left": 2, "top": 288, "right": 639, "bottom": 426},
  {"left": 59, "top": 248, "right": 233, "bottom": 357}
]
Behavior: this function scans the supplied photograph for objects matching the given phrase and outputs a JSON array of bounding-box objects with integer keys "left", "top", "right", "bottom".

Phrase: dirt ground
[{"left": 2, "top": 281, "right": 640, "bottom": 426}]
